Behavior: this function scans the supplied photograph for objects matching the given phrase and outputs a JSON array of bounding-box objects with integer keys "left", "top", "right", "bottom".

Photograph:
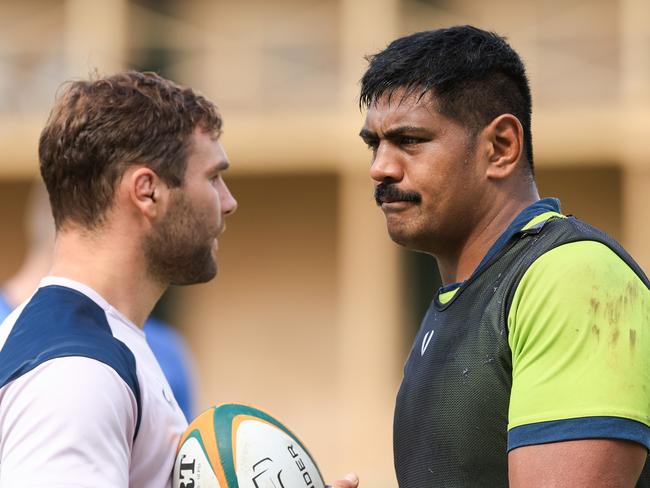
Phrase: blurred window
[{"left": 0, "top": 0, "right": 66, "bottom": 115}]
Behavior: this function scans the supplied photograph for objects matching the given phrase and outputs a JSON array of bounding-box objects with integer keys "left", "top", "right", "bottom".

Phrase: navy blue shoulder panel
[{"left": 0, "top": 285, "right": 142, "bottom": 438}]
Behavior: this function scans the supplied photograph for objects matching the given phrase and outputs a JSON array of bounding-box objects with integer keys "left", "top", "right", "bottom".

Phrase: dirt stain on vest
[
  {"left": 611, "top": 327, "right": 620, "bottom": 346},
  {"left": 626, "top": 281, "right": 639, "bottom": 300},
  {"left": 606, "top": 295, "right": 623, "bottom": 326},
  {"left": 591, "top": 324, "right": 600, "bottom": 341}
]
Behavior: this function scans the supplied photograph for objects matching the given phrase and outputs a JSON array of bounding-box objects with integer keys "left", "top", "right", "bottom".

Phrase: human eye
[
  {"left": 398, "top": 135, "right": 423, "bottom": 146},
  {"left": 364, "top": 138, "right": 379, "bottom": 151}
]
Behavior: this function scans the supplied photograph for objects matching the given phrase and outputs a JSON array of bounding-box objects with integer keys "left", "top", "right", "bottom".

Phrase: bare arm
[{"left": 509, "top": 439, "right": 647, "bottom": 488}]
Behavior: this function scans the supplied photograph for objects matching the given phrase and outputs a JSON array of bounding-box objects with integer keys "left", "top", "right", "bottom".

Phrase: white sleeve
[{"left": 0, "top": 356, "right": 138, "bottom": 488}]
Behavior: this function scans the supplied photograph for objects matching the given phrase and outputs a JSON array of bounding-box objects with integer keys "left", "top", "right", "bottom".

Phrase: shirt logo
[
  {"left": 421, "top": 329, "right": 434, "bottom": 356},
  {"left": 162, "top": 387, "right": 174, "bottom": 405}
]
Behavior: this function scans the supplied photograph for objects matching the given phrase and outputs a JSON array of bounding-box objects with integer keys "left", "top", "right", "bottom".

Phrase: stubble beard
[
  {"left": 144, "top": 192, "right": 219, "bottom": 286},
  {"left": 386, "top": 208, "right": 440, "bottom": 254}
]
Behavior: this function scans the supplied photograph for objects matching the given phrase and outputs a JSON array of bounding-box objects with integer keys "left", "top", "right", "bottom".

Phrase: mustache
[{"left": 374, "top": 183, "right": 422, "bottom": 206}]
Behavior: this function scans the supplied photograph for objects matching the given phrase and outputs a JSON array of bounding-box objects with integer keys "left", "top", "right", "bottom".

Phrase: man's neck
[
  {"left": 49, "top": 226, "right": 165, "bottom": 327},
  {"left": 436, "top": 191, "right": 539, "bottom": 286}
]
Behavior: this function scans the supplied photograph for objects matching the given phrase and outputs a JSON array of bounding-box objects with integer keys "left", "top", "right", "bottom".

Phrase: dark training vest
[{"left": 393, "top": 217, "right": 650, "bottom": 488}]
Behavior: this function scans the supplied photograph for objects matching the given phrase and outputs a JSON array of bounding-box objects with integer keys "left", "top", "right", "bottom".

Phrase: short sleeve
[
  {"left": 0, "top": 356, "right": 137, "bottom": 487},
  {"left": 507, "top": 240, "right": 650, "bottom": 450}
]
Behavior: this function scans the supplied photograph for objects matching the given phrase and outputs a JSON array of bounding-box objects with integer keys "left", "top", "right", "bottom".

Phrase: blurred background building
[{"left": 0, "top": 0, "right": 649, "bottom": 486}]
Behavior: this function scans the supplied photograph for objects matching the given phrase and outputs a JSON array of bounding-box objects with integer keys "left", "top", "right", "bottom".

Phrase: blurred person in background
[
  {"left": 0, "top": 181, "right": 197, "bottom": 421},
  {"left": 360, "top": 26, "right": 650, "bottom": 487}
]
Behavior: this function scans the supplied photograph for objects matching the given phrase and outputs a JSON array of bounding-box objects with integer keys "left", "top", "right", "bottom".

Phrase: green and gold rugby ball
[{"left": 173, "top": 403, "right": 325, "bottom": 488}]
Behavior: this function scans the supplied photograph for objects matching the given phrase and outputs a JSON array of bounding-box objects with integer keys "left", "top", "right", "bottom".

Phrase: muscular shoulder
[
  {"left": 509, "top": 239, "right": 648, "bottom": 350},
  {"left": 507, "top": 240, "right": 650, "bottom": 449},
  {"left": 0, "top": 285, "right": 141, "bottom": 408}
]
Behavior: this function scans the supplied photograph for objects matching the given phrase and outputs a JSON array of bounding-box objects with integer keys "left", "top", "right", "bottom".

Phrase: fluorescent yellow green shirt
[{"left": 508, "top": 239, "right": 650, "bottom": 429}]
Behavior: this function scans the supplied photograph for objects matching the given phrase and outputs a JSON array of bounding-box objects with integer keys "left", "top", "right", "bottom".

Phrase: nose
[
  {"left": 220, "top": 180, "right": 238, "bottom": 217},
  {"left": 369, "top": 143, "right": 403, "bottom": 184}
]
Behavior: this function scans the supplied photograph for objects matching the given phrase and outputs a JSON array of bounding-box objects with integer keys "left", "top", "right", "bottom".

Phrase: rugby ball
[{"left": 173, "top": 403, "right": 326, "bottom": 488}]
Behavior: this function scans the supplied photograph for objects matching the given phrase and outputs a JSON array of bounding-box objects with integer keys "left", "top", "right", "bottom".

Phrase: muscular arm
[
  {"left": 509, "top": 439, "right": 646, "bottom": 487},
  {"left": 507, "top": 241, "right": 650, "bottom": 486}
]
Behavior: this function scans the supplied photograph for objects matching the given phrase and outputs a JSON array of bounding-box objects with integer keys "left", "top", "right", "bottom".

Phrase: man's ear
[
  {"left": 127, "top": 167, "right": 167, "bottom": 219},
  {"left": 483, "top": 114, "right": 524, "bottom": 180}
]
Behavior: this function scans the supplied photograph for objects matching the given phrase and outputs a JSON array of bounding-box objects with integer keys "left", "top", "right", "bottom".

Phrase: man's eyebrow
[
  {"left": 209, "top": 159, "right": 230, "bottom": 173},
  {"left": 383, "top": 126, "right": 431, "bottom": 138},
  {"left": 359, "top": 128, "right": 377, "bottom": 140},
  {"left": 359, "top": 126, "right": 431, "bottom": 140}
]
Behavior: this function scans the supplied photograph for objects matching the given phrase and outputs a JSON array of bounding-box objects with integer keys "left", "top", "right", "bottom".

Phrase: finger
[{"left": 326, "top": 472, "right": 359, "bottom": 488}]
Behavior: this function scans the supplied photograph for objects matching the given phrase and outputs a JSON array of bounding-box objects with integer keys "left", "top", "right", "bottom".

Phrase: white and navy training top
[{"left": 0, "top": 276, "right": 187, "bottom": 487}]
